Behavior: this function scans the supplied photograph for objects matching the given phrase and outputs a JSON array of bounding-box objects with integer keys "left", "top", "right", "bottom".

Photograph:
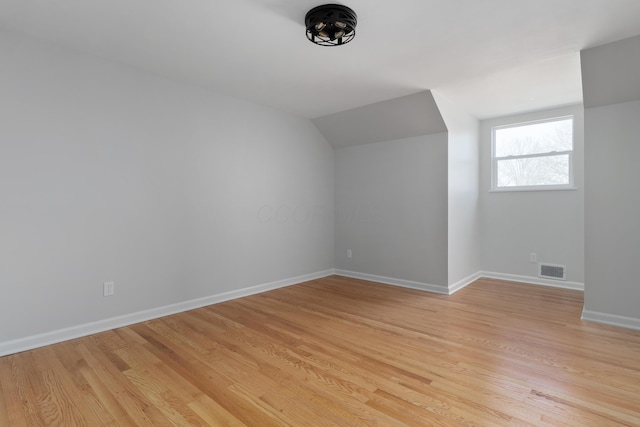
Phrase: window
[{"left": 491, "top": 116, "right": 574, "bottom": 191}]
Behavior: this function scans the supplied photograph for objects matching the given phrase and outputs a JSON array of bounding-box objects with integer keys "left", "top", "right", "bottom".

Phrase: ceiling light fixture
[{"left": 305, "top": 4, "right": 357, "bottom": 47}]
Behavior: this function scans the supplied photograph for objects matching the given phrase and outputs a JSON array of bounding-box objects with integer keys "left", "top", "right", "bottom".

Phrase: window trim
[{"left": 491, "top": 115, "right": 576, "bottom": 192}]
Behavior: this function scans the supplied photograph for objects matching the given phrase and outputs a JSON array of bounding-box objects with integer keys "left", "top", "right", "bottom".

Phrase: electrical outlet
[
  {"left": 530, "top": 253, "right": 537, "bottom": 263},
  {"left": 347, "top": 249, "right": 352, "bottom": 259},
  {"left": 103, "top": 281, "right": 115, "bottom": 297}
]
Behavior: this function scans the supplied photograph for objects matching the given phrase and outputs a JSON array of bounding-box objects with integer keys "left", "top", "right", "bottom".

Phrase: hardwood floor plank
[
  {"left": 30, "top": 346, "right": 93, "bottom": 426},
  {"left": 76, "top": 361, "right": 138, "bottom": 426},
  {"left": 74, "top": 340, "right": 168, "bottom": 426},
  {"left": 0, "top": 373, "right": 9, "bottom": 427},
  {"left": 2, "top": 276, "right": 640, "bottom": 425},
  {"left": 126, "top": 326, "right": 290, "bottom": 426},
  {"left": 0, "top": 356, "right": 30, "bottom": 427},
  {"left": 6, "top": 352, "right": 48, "bottom": 426},
  {"left": 187, "top": 394, "right": 247, "bottom": 427}
]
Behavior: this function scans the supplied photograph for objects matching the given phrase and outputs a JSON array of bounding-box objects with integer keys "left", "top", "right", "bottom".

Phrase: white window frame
[{"left": 491, "top": 116, "right": 576, "bottom": 192}]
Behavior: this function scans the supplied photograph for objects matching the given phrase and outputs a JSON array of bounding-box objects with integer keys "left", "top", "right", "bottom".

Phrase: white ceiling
[{"left": 2, "top": 0, "right": 640, "bottom": 119}]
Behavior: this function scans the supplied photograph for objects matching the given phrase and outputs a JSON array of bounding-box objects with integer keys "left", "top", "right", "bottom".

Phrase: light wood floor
[{"left": 1, "top": 276, "right": 640, "bottom": 426}]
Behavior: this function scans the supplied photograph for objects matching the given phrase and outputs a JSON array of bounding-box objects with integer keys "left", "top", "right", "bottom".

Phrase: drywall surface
[
  {"left": 479, "top": 105, "right": 585, "bottom": 283},
  {"left": 334, "top": 134, "right": 448, "bottom": 286},
  {"left": 313, "top": 91, "right": 448, "bottom": 149},
  {"left": 581, "top": 34, "right": 640, "bottom": 109},
  {"left": 583, "top": 100, "right": 640, "bottom": 319},
  {"left": 432, "top": 92, "right": 481, "bottom": 287},
  {"left": 0, "top": 30, "right": 334, "bottom": 342},
  {"left": 581, "top": 35, "right": 640, "bottom": 324}
]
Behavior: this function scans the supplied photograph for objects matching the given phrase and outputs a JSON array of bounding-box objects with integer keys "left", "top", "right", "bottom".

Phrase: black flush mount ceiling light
[{"left": 305, "top": 4, "right": 357, "bottom": 46}]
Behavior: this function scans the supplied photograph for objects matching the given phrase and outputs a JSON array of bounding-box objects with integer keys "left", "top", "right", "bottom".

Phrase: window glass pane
[
  {"left": 497, "top": 154, "right": 570, "bottom": 187},
  {"left": 495, "top": 118, "right": 573, "bottom": 157}
]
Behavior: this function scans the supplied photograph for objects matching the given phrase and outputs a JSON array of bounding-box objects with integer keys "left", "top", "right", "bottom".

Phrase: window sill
[{"left": 489, "top": 186, "right": 578, "bottom": 193}]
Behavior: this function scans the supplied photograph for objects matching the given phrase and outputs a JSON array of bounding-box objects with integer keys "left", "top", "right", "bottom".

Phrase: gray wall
[
  {"left": 334, "top": 134, "right": 449, "bottom": 286},
  {"left": 479, "top": 105, "right": 585, "bottom": 285},
  {"left": 0, "top": 30, "right": 334, "bottom": 342},
  {"left": 433, "top": 92, "right": 481, "bottom": 287},
  {"left": 583, "top": 100, "right": 640, "bottom": 319},
  {"left": 582, "top": 35, "right": 640, "bottom": 322}
]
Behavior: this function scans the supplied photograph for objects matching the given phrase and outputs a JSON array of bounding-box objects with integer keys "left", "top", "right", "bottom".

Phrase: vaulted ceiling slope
[
  {"left": 313, "top": 91, "right": 446, "bottom": 148},
  {"left": 581, "top": 34, "right": 640, "bottom": 108},
  {"left": 2, "top": 0, "right": 640, "bottom": 119}
]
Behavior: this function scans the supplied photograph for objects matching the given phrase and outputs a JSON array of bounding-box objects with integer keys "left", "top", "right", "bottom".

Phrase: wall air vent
[{"left": 539, "top": 263, "right": 566, "bottom": 280}]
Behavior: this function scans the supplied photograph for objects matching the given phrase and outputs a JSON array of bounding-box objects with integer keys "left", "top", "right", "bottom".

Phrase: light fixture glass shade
[{"left": 305, "top": 4, "right": 357, "bottom": 46}]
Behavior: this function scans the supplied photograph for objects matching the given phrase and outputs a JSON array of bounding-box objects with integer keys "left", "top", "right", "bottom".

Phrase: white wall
[
  {"left": 479, "top": 105, "right": 585, "bottom": 286},
  {"left": 583, "top": 100, "right": 640, "bottom": 320},
  {"left": 334, "top": 134, "right": 449, "bottom": 288},
  {"left": 0, "top": 30, "right": 334, "bottom": 344},
  {"left": 432, "top": 92, "right": 481, "bottom": 288}
]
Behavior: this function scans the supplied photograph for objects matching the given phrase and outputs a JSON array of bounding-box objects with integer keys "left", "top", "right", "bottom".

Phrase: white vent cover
[{"left": 538, "top": 263, "right": 566, "bottom": 280}]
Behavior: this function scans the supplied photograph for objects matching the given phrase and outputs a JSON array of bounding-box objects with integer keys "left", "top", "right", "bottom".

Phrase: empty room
[{"left": 1, "top": 0, "right": 640, "bottom": 425}]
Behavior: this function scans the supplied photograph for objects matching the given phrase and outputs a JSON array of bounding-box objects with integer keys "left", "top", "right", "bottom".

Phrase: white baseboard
[
  {"left": 448, "top": 271, "right": 482, "bottom": 294},
  {"left": 581, "top": 309, "right": 640, "bottom": 331},
  {"left": 334, "top": 269, "right": 449, "bottom": 294},
  {"left": 480, "top": 271, "right": 584, "bottom": 291},
  {"left": 0, "top": 269, "right": 335, "bottom": 357},
  {"left": 1, "top": 268, "right": 591, "bottom": 357}
]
